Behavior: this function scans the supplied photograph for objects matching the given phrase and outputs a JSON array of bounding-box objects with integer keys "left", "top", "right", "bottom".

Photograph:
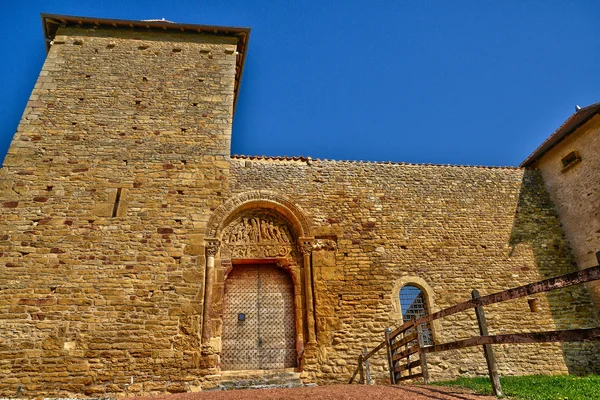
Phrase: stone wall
[
  {"left": 0, "top": 19, "right": 598, "bottom": 399},
  {"left": 228, "top": 157, "right": 600, "bottom": 383},
  {"left": 532, "top": 114, "right": 600, "bottom": 308},
  {"left": 0, "top": 27, "right": 237, "bottom": 397}
]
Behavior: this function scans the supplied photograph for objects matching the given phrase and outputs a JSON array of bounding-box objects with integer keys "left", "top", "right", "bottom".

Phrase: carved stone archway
[
  {"left": 205, "top": 190, "right": 313, "bottom": 239},
  {"left": 201, "top": 191, "right": 315, "bottom": 370}
]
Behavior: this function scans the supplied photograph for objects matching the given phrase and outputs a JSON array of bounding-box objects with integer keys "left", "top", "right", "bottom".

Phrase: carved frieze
[
  {"left": 313, "top": 239, "right": 337, "bottom": 251},
  {"left": 221, "top": 211, "right": 297, "bottom": 258}
]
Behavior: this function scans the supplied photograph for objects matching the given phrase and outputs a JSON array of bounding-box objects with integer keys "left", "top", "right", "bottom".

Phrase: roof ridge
[
  {"left": 231, "top": 154, "right": 518, "bottom": 169},
  {"left": 577, "top": 101, "right": 600, "bottom": 112}
]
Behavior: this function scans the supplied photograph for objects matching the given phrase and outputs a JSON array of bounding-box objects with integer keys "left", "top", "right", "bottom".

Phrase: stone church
[{"left": 0, "top": 14, "right": 598, "bottom": 397}]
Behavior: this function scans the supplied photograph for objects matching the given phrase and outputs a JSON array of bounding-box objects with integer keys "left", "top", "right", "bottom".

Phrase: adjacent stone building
[
  {"left": 521, "top": 102, "right": 600, "bottom": 308},
  {"left": 0, "top": 14, "right": 598, "bottom": 398}
]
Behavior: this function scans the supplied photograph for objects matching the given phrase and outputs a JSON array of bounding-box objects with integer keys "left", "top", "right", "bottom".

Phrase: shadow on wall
[{"left": 509, "top": 169, "right": 600, "bottom": 375}]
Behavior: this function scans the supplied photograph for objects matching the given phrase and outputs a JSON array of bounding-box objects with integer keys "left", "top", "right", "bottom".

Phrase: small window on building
[
  {"left": 399, "top": 285, "right": 433, "bottom": 345},
  {"left": 561, "top": 150, "right": 581, "bottom": 170}
]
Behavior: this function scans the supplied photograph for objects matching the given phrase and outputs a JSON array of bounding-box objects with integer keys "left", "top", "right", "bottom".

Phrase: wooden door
[{"left": 221, "top": 264, "right": 296, "bottom": 370}]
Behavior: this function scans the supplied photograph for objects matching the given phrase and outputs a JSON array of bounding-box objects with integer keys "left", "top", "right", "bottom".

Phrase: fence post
[
  {"left": 416, "top": 323, "right": 430, "bottom": 384},
  {"left": 472, "top": 289, "right": 503, "bottom": 397},
  {"left": 358, "top": 353, "right": 364, "bottom": 384},
  {"left": 384, "top": 327, "right": 396, "bottom": 384},
  {"left": 363, "top": 347, "right": 371, "bottom": 385}
]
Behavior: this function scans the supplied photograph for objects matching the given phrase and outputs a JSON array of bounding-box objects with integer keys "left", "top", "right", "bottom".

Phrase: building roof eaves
[{"left": 520, "top": 102, "right": 600, "bottom": 168}]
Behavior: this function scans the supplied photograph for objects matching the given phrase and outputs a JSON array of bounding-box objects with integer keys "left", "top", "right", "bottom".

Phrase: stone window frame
[
  {"left": 391, "top": 276, "right": 439, "bottom": 344},
  {"left": 560, "top": 150, "right": 582, "bottom": 171}
]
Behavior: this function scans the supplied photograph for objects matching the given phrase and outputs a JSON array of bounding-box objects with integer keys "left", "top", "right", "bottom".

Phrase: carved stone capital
[
  {"left": 298, "top": 237, "right": 315, "bottom": 256},
  {"left": 205, "top": 239, "right": 220, "bottom": 257},
  {"left": 222, "top": 260, "right": 233, "bottom": 278}
]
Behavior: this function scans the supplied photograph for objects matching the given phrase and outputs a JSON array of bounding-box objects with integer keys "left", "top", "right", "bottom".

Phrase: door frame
[{"left": 202, "top": 192, "right": 316, "bottom": 371}]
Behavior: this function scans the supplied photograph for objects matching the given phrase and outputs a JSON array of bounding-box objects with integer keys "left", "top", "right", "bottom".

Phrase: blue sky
[{"left": 2, "top": 1, "right": 599, "bottom": 166}]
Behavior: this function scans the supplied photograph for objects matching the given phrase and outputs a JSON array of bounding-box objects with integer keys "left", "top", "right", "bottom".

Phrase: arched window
[{"left": 399, "top": 285, "right": 433, "bottom": 345}]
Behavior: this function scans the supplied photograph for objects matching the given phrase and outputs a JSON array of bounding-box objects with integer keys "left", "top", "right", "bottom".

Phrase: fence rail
[{"left": 349, "top": 251, "right": 600, "bottom": 397}]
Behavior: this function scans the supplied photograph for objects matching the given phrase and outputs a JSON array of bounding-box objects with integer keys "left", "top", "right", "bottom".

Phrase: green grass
[{"left": 432, "top": 375, "right": 600, "bottom": 400}]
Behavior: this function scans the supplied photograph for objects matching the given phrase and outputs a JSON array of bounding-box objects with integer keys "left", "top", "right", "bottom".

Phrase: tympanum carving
[{"left": 221, "top": 211, "right": 297, "bottom": 258}]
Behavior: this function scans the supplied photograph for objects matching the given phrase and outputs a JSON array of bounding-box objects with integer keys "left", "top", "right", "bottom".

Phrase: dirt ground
[{"left": 126, "top": 384, "right": 499, "bottom": 400}]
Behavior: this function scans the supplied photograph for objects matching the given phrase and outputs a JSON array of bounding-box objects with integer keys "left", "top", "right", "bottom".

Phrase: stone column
[
  {"left": 201, "top": 239, "right": 220, "bottom": 343},
  {"left": 299, "top": 237, "right": 316, "bottom": 343}
]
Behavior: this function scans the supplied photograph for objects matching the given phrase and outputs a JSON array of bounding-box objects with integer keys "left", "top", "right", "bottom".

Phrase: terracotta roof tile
[{"left": 231, "top": 155, "right": 518, "bottom": 169}]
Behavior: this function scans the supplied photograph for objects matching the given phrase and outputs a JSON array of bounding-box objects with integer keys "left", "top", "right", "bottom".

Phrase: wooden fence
[{"left": 349, "top": 252, "right": 600, "bottom": 396}]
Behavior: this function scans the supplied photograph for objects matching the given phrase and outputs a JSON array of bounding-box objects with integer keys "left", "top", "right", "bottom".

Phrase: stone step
[{"left": 208, "top": 368, "right": 311, "bottom": 391}]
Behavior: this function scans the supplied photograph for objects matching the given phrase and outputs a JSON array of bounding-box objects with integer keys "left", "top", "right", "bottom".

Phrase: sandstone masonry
[
  {"left": 522, "top": 108, "right": 600, "bottom": 308},
  {"left": 0, "top": 14, "right": 598, "bottom": 398}
]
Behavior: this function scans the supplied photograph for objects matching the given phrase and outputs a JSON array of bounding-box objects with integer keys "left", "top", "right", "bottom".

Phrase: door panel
[
  {"left": 221, "top": 264, "right": 296, "bottom": 370},
  {"left": 221, "top": 265, "right": 259, "bottom": 370}
]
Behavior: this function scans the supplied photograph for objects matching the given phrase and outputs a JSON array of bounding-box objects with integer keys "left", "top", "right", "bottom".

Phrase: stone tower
[{"left": 0, "top": 14, "right": 249, "bottom": 396}]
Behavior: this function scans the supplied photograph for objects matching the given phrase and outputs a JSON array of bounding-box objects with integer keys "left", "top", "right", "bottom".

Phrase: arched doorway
[
  {"left": 203, "top": 193, "right": 315, "bottom": 372},
  {"left": 221, "top": 263, "right": 296, "bottom": 370}
]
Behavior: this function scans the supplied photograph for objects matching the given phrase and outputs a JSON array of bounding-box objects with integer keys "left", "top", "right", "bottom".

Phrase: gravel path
[{"left": 126, "top": 384, "right": 499, "bottom": 400}]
